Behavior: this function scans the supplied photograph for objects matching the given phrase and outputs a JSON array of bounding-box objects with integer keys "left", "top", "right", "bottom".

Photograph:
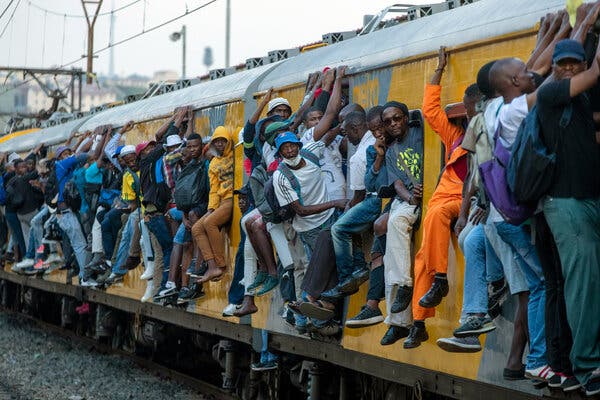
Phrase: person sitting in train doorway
[
  {"left": 402, "top": 49, "right": 482, "bottom": 349},
  {"left": 53, "top": 133, "right": 106, "bottom": 285},
  {"left": 345, "top": 106, "right": 392, "bottom": 329},
  {"left": 537, "top": 37, "right": 600, "bottom": 396},
  {"left": 319, "top": 109, "right": 376, "bottom": 301},
  {"left": 378, "top": 101, "right": 422, "bottom": 347},
  {"left": 193, "top": 126, "right": 235, "bottom": 283}
]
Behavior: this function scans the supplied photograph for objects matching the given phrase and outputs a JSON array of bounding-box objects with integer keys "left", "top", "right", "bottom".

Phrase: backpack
[
  {"left": 507, "top": 104, "right": 572, "bottom": 205},
  {"left": 5, "top": 176, "right": 24, "bottom": 209},
  {"left": 44, "top": 167, "right": 58, "bottom": 207},
  {"left": 63, "top": 179, "right": 82, "bottom": 211},
  {"left": 263, "top": 149, "right": 321, "bottom": 223},
  {"left": 478, "top": 123, "right": 534, "bottom": 225},
  {"left": 174, "top": 160, "right": 209, "bottom": 213}
]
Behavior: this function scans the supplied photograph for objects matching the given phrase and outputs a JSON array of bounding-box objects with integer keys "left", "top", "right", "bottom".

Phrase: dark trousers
[
  {"left": 5, "top": 211, "right": 25, "bottom": 256},
  {"left": 228, "top": 226, "right": 246, "bottom": 305},
  {"left": 535, "top": 213, "right": 573, "bottom": 375},
  {"left": 101, "top": 208, "right": 125, "bottom": 261},
  {"left": 367, "top": 266, "right": 385, "bottom": 301}
]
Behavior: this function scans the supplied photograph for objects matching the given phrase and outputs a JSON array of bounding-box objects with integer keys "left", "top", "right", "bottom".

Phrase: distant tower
[{"left": 108, "top": 0, "right": 116, "bottom": 78}]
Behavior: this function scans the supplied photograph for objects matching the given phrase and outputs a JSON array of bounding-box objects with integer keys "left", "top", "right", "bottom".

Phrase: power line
[
  {"left": 0, "top": 0, "right": 21, "bottom": 39},
  {"left": 27, "top": 0, "right": 142, "bottom": 18},
  {"left": 0, "top": 0, "right": 220, "bottom": 96},
  {"left": 0, "top": 0, "right": 16, "bottom": 21}
]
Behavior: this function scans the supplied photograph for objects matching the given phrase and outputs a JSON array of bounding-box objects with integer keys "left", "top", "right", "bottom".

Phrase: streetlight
[{"left": 170, "top": 25, "right": 187, "bottom": 78}]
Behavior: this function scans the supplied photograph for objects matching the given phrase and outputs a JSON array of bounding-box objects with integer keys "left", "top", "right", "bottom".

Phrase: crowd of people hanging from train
[{"left": 1, "top": 3, "right": 600, "bottom": 396}]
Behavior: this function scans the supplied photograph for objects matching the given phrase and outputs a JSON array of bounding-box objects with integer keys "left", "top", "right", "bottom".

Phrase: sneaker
[
  {"left": 525, "top": 365, "right": 555, "bottom": 382},
  {"left": 345, "top": 305, "right": 384, "bottom": 328},
  {"left": 585, "top": 370, "right": 600, "bottom": 396},
  {"left": 547, "top": 373, "right": 562, "bottom": 388},
  {"left": 560, "top": 375, "right": 581, "bottom": 392},
  {"left": 418, "top": 276, "right": 449, "bottom": 308},
  {"left": 177, "top": 285, "right": 204, "bottom": 304},
  {"left": 247, "top": 271, "right": 268, "bottom": 291},
  {"left": 154, "top": 282, "right": 178, "bottom": 300},
  {"left": 453, "top": 315, "right": 496, "bottom": 337},
  {"left": 403, "top": 324, "right": 429, "bottom": 349},
  {"left": 89, "top": 261, "right": 109, "bottom": 274},
  {"left": 222, "top": 303, "right": 241, "bottom": 317},
  {"left": 436, "top": 336, "right": 482, "bottom": 353},
  {"left": 256, "top": 275, "right": 279, "bottom": 296},
  {"left": 380, "top": 325, "right": 410, "bottom": 345},
  {"left": 141, "top": 280, "right": 154, "bottom": 302},
  {"left": 390, "top": 285, "right": 413, "bottom": 313},
  {"left": 251, "top": 360, "right": 278, "bottom": 371},
  {"left": 14, "top": 258, "right": 34, "bottom": 270},
  {"left": 80, "top": 278, "right": 99, "bottom": 287},
  {"left": 185, "top": 258, "right": 197, "bottom": 276},
  {"left": 503, "top": 365, "right": 526, "bottom": 381},
  {"left": 105, "top": 273, "right": 124, "bottom": 286},
  {"left": 283, "top": 309, "right": 296, "bottom": 328},
  {"left": 189, "top": 260, "right": 208, "bottom": 279},
  {"left": 21, "top": 266, "right": 41, "bottom": 275},
  {"left": 45, "top": 253, "right": 63, "bottom": 265},
  {"left": 315, "top": 321, "right": 340, "bottom": 336}
]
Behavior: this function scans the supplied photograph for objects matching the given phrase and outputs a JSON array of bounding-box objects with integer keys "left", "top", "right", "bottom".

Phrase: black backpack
[
  {"left": 174, "top": 160, "right": 209, "bottom": 213},
  {"left": 263, "top": 149, "right": 320, "bottom": 223},
  {"left": 63, "top": 179, "right": 82, "bottom": 211},
  {"left": 44, "top": 167, "right": 59, "bottom": 207}
]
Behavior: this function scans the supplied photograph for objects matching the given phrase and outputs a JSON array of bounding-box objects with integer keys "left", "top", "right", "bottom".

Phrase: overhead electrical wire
[
  {"left": 0, "top": 0, "right": 221, "bottom": 97},
  {"left": 27, "top": 0, "right": 143, "bottom": 18},
  {"left": 0, "top": 0, "right": 16, "bottom": 21},
  {"left": 0, "top": 0, "right": 21, "bottom": 39}
]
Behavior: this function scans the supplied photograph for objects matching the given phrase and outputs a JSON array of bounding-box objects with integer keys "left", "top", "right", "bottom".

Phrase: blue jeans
[
  {"left": 145, "top": 215, "right": 172, "bottom": 272},
  {"left": 26, "top": 206, "right": 49, "bottom": 260},
  {"left": 168, "top": 208, "right": 183, "bottom": 222},
  {"left": 259, "top": 330, "right": 278, "bottom": 363},
  {"left": 57, "top": 209, "right": 90, "bottom": 277},
  {"left": 5, "top": 211, "right": 25, "bottom": 256},
  {"left": 331, "top": 196, "right": 381, "bottom": 282},
  {"left": 101, "top": 208, "right": 125, "bottom": 261},
  {"left": 112, "top": 211, "right": 138, "bottom": 275},
  {"left": 461, "top": 224, "right": 503, "bottom": 316},
  {"left": 495, "top": 222, "right": 546, "bottom": 370}
]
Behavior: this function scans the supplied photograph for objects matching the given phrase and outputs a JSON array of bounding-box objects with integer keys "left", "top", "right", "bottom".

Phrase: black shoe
[
  {"left": 351, "top": 267, "right": 370, "bottom": 283},
  {"left": 418, "top": 276, "right": 449, "bottom": 308},
  {"left": 320, "top": 286, "right": 345, "bottom": 302},
  {"left": 345, "top": 305, "right": 384, "bottom": 328},
  {"left": 380, "top": 325, "right": 410, "bottom": 345},
  {"left": 503, "top": 365, "right": 525, "bottom": 381},
  {"left": 338, "top": 268, "right": 370, "bottom": 293},
  {"left": 391, "top": 285, "right": 413, "bottom": 313},
  {"left": 585, "top": 371, "right": 600, "bottom": 396},
  {"left": 89, "top": 260, "right": 108, "bottom": 274},
  {"left": 403, "top": 325, "right": 428, "bottom": 349},
  {"left": 177, "top": 286, "right": 205, "bottom": 304}
]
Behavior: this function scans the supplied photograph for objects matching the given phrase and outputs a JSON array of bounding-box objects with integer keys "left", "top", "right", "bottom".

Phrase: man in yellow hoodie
[{"left": 193, "top": 126, "right": 234, "bottom": 282}]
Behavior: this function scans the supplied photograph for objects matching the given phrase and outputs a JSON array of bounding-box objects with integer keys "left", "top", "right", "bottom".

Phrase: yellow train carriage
[{"left": 0, "top": 0, "right": 572, "bottom": 398}]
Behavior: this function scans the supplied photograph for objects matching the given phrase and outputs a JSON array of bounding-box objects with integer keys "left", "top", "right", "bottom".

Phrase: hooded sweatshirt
[{"left": 208, "top": 126, "right": 234, "bottom": 210}]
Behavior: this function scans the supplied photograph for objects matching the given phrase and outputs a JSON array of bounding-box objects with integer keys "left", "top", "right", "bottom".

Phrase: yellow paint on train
[{"left": 0, "top": 128, "right": 41, "bottom": 144}]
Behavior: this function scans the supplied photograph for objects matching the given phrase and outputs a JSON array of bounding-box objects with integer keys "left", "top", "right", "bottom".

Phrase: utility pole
[
  {"left": 81, "top": 0, "right": 103, "bottom": 84},
  {"left": 108, "top": 0, "right": 115, "bottom": 78},
  {"left": 170, "top": 26, "right": 187, "bottom": 78},
  {"left": 225, "top": 0, "right": 230, "bottom": 67}
]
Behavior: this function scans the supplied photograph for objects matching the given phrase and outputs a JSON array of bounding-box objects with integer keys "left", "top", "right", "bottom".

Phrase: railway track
[{"left": 0, "top": 309, "right": 237, "bottom": 400}]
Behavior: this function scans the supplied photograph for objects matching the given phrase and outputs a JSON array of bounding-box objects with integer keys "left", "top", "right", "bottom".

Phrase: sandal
[
  {"left": 287, "top": 301, "right": 303, "bottom": 315},
  {"left": 299, "top": 300, "right": 335, "bottom": 320}
]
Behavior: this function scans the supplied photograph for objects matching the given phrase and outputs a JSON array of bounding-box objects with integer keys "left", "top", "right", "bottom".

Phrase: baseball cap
[
  {"left": 267, "top": 97, "right": 291, "bottom": 114},
  {"left": 54, "top": 145, "right": 71, "bottom": 159},
  {"left": 135, "top": 140, "right": 156, "bottom": 156},
  {"left": 553, "top": 39, "right": 586, "bottom": 64},
  {"left": 119, "top": 144, "right": 136, "bottom": 157},
  {"left": 112, "top": 145, "right": 125, "bottom": 158},
  {"left": 265, "top": 121, "right": 290, "bottom": 146},
  {"left": 274, "top": 131, "right": 302, "bottom": 154},
  {"left": 164, "top": 135, "right": 183, "bottom": 149}
]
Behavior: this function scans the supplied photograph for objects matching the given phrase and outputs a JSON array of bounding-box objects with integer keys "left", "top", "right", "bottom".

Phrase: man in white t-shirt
[
  {"left": 321, "top": 111, "right": 377, "bottom": 300},
  {"left": 488, "top": 57, "right": 549, "bottom": 380},
  {"left": 273, "top": 132, "right": 346, "bottom": 256}
]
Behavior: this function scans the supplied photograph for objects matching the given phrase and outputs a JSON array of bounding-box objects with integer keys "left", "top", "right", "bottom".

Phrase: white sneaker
[
  {"left": 525, "top": 365, "right": 555, "bottom": 382},
  {"left": 140, "top": 260, "right": 155, "bottom": 280},
  {"left": 13, "top": 258, "right": 34, "bottom": 271},
  {"left": 222, "top": 303, "right": 240, "bottom": 317},
  {"left": 141, "top": 280, "right": 154, "bottom": 302},
  {"left": 80, "top": 278, "right": 99, "bottom": 287},
  {"left": 45, "top": 253, "right": 63, "bottom": 264}
]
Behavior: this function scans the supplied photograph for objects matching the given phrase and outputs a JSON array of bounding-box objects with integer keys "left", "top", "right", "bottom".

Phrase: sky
[{"left": 0, "top": 0, "right": 433, "bottom": 78}]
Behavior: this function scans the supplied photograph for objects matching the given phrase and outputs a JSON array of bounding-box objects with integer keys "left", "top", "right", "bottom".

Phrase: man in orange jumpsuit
[{"left": 402, "top": 47, "right": 482, "bottom": 349}]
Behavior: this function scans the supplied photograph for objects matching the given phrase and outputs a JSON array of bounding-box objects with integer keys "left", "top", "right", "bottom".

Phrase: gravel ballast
[{"left": 0, "top": 312, "right": 203, "bottom": 400}]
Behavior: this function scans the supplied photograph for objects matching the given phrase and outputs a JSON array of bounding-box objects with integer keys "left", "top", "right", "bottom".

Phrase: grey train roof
[
  {"left": 257, "top": 0, "right": 565, "bottom": 90},
  {"left": 0, "top": 0, "right": 567, "bottom": 153}
]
